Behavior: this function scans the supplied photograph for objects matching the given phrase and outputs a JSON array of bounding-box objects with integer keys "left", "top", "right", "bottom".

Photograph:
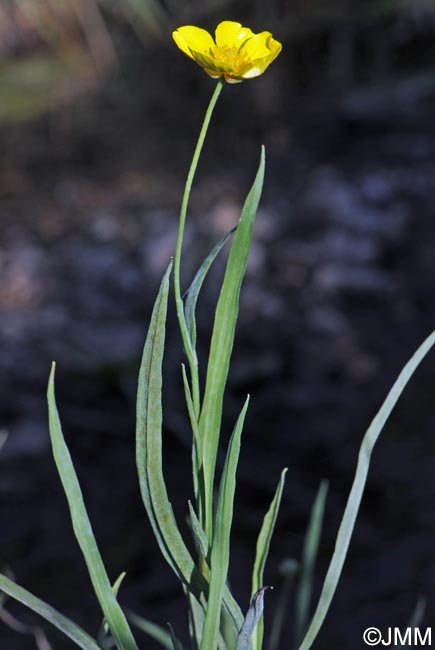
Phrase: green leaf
[
  {"left": 136, "top": 262, "right": 201, "bottom": 586},
  {"left": 184, "top": 227, "right": 236, "bottom": 349},
  {"left": 126, "top": 610, "right": 173, "bottom": 650},
  {"left": 98, "top": 573, "right": 127, "bottom": 644},
  {"left": 251, "top": 468, "right": 288, "bottom": 650},
  {"left": 0, "top": 574, "right": 101, "bottom": 650},
  {"left": 200, "top": 397, "right": 249, "bottom": 650},
  {"left": 236, "top": 587, "right": 271, "bottom": 650},
  {"left": 188, "top": 501, "right": 209, "bottom": 560},
  {"left": 182, "top": 364, "right": 203, "bottom": 510},
  {"left": 47, "top": 366, "right": 138, "bottom": 650},
  {"left": 186, "top": 590, "right": 205, "bottom": 650},
  {"left": 135, "top": 263, "right": 244, "bottom": 639},
  {"left": 199, "top": 148, "right": 265, "bottom": 542},
  {"left": 294, "top": 481, "right": 328, "bottom": 646},
  {"left": 297, "top": 329, "right": 435, "bottom": 650},
  {"left": 186, "top": 506, "right": 243, "bottom": 649}
]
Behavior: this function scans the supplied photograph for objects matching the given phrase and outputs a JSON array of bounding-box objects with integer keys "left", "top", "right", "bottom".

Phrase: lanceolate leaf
[
  {"left": 200, "top": 397, "right": 249, "bottom": 650},
  {"left": 236, "top": 587, "right": 271, "bottom": 650},
  {"left": 297, "top": 329, "right": 435, "bottom": 650},
  {"left": 136, "top": 262, "right": 244, "bottom": 637},
  {"left": 199, "top": 148, "right": 265, "bottom": 542},
  {"left": 47, "top": 367, "right": 138, "bottom": 650},
  {"left": 136, "top": 262, "right": 201, "bottom": 587},
  {"left": 0, "top": 574, "right": 101, "bottom": 650},
  {"left": 251, "top": 468, "right": 288, "bottom": 650},
  {"left": 184, "top": 227, "right": 236, "bottom": 348}
]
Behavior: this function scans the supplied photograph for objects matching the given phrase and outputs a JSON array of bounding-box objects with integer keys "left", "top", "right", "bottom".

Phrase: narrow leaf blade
[
  {"left": 297, "top": 330, "right": 435, "bottom": 650},
  {"left": 184, "top": 227, "right": 236, "bottom": 348},
  {"left": 136, "top": 263, "right": 201, "bottom": 587},
  {"left": 135, "top": 264, "right": 245, "bottom": 638},
  {"left": 47, "top": 366, "right": 138, "bottom": 650},
  {"left": 200, "top": 397, "right": 249, "bottom": 650},
  {"left": 251, "top": 467, "right": 288, "bottom": 650},
  {"left": 200, "top": 148, "right": 265, "bottom": 541},
  {"left": 294, "top": 481, "right": 328, "bottom": 646},
  {"left": 0, "top": 574, "right": 101, "bottom": 650},
  {"left": 98, "top": 573, "right": 128, "bottom": 643},
  {"left": 188, "top": 501, "right": 209, "bottom": 559}
]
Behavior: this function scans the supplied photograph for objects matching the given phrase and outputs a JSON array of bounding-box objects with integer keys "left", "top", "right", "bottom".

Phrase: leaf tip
[{"left": 48, "top": 361, "right": 56, "bottom": 395}]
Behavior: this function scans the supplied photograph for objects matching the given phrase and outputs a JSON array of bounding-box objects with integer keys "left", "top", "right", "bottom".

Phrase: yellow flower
[{"left": 172, "top": 20, "right": 282, "bottom": 83}]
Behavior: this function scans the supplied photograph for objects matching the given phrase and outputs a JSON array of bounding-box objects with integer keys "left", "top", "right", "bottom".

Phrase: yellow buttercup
[{"left": 173, "top": 20, "right": 282, "bottom": 83}]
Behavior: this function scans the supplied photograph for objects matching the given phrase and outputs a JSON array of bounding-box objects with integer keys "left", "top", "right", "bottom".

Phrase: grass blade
[
  {"left": 251, "top": 467, "right": 288, "bottom": 650},
  {"left": 297, "top": 329, "right": 435, "bottom": 650},
  {"left": 184, "top": 227, "right": 236, "bottom": 349},
  {"left": 47, "top": 366, "right": 138, "bottom": 650},
  {"left": 294, "top": 481, "right": 328, "bottom": 646},
  {"left": 0, "top": 574, "right": 101, "bottom": 650},
  {"left": 200, "top": 397, "right": 250, "bottom": 650},
  {"left": 236, "top": 587, "right": 271, "bottom": 650},
  {"left": 199, "top": 148, "right": 265, "bottom": 542}
]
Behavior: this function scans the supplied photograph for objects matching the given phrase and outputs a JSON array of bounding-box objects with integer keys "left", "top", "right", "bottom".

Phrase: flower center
[{"left": 212, "top": 44, "right": 249, "bottom": 70}]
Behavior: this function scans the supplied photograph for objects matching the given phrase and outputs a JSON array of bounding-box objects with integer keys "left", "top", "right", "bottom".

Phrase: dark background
[{"left": 1, "top": 0, "right": 435, "bottom": 648}]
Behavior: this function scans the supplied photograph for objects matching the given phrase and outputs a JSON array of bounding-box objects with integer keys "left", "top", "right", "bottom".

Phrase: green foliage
[
  {"left": 200, "top": 397, "right": 249, "bottom": 650},
  {"left": 294, "top": 482, "right": 328, "bottom": 647},
  {"left": 251, "top": 468, "right": 288, "bottom": 650},
  {"left": 296, "top": 330, "right": 435, "bottom": 650},
  {"left": 199, "top": 148, "right": 265, "bottom": 542},
  {"left": 127, "top": 610, "right": 174, "bottom": 649},
  {"left": 48, "top": 365, "right": 139, "bottom": 650},
  {"left": 0, "top": 574, "right": 101, "bottom": 650},
  {"left": 184, "top": 227, "right": 236, "bottom": 351}
]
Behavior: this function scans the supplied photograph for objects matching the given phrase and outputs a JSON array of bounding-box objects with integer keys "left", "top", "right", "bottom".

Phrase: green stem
[{"left": 174, "top": 79, "right": 224, "bottom": 419}]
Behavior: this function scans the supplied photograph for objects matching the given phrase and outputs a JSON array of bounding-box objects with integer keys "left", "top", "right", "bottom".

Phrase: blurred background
[{"left": 1, "top": 0, "right": 435, "bottom": 647}]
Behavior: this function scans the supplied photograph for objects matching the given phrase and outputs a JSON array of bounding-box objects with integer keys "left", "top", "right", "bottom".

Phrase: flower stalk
[{"left": 173, "top": 78, "right": 224, "bottom": 419}]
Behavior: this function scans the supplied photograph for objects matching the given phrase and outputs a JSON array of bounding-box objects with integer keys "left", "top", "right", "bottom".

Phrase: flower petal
[
  {"left": 239, "top": 34, "right": 282, "bottom": 78},
  {"left": 215, "top": 21, "right": 254, "bottom": 49},
  {"left": 172, "top": 26, "right": 215, "bottom": 61},
  {"left": 240, "top": 32, "right": 279, "bottom": 59},
  {"left": 188, "top": 49, "right": 229, "bottom": 73}
]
